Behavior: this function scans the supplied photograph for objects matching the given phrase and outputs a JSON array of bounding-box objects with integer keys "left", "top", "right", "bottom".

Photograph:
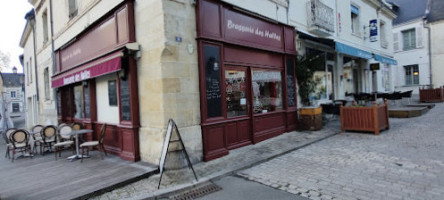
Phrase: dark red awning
[{"left": 51, "top": 51, "right": 123, "bottom": 88}]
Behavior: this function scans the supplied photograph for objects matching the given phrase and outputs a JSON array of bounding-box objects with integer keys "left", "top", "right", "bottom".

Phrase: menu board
[
  {"left": 204, "top": 45, "right": 222, "bottom": 118},
  {"left": 108, "top": 80, "right": 117, "bottom": 106},
  {"left": 286, "top": 58, "right": 296, "bottom": 107},
  {"left": 120, "top": 78, "right": 131, "bottom": 121},
  {"left": 84, "top": 85, "right": 90, "bottom": 118}
]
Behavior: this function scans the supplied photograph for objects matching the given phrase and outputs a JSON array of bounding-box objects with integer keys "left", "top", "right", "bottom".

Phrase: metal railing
[{"left": 307, "top": 0, "right": 334, "bottom": 35}]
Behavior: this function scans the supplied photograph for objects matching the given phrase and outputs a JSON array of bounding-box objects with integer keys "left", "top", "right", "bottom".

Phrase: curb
[{"left": 142, "top": 129, "right": 341, "bottom": 199}]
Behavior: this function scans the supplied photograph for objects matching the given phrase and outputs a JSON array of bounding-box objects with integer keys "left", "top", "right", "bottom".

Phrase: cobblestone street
[{"left": 238, "top": 103, "right": 444, "bottom": 200}]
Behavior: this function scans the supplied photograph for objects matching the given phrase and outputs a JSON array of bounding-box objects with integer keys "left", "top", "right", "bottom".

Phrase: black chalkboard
[
  {"left": 84, "top": 84, "right": 90, "bottom": 118},
  {"left": 120, "top": 78, "right": 131, "bottom": 121},
  {"left": 204, "top": 45, "right": 222, "bottom": 118},
  {"left": 108, "top": 80, "right": 117, "bottom": 106},
  {"left": 286, "top": 58, "right": 296, "bottom": 107}
]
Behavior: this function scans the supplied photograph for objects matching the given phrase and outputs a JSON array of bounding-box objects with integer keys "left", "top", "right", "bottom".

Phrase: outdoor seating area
[
  {"left": 345, "top": 91, "right": 413, "bottom": 105},
  {"left": 0, "top": 123, "right": 157, "bottom": 199}
]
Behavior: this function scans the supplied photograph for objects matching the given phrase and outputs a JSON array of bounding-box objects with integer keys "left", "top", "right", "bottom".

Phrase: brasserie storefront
[
  {"left": 51, "top": 1, "right": 140, "bottom": 162},
  {"left": 197, "top": 0, "right": 298, "bottom": 161}
]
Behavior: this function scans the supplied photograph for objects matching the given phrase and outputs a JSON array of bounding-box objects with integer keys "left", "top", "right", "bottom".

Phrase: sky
[{"left": 0, "top": 0, "right": 33, "bottom": 73}]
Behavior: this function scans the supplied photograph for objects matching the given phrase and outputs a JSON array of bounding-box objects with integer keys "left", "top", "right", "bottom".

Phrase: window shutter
[
  {"left": 393, "top": 32, "right": 400, "bottom": 52},
  {"left": 416, "top": 26, "right": 424, "bottom": 48}
]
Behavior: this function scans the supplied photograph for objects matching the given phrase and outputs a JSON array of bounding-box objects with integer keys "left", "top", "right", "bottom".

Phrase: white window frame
[
  {"left": 404, "top": 64, "right": 419, "bottom": 85},
  {"left": 402, "top": 29, "right": 416, "bottom": 51}
]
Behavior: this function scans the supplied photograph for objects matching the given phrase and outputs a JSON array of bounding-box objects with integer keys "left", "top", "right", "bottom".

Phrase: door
[{"left": 224, "top": 66, "right": 252, "bottom": 149}]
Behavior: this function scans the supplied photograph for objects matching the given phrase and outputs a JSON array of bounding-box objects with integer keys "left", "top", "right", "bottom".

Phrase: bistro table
[{"left": 66, "top": 129, "right": 93, "bottom": 161}]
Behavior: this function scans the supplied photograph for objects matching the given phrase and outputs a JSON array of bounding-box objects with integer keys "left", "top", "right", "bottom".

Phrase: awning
[
  {"left": 297, "top": 31, "right": 335, "bottom": 48},
  {"left": 52, "top": 51, "right": 123, "bottom": 88},
  {"left": 335, "top": 42, "right": 372, "bottom": 59},
  {"left": 374, "top": 54, "right": 398, "bottom": 65}
]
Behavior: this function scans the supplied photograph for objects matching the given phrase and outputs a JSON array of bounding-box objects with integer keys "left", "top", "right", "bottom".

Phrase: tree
[
  {"left": 0, "top": 50, "right": 11, "bottom": 72},
  {"left": 295, "top": 54, "right": 324, "bottom": 106}
]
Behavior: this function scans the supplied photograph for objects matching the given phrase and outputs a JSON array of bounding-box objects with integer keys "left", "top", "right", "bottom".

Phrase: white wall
[
  {"left": 393, "top": 19, "right": 430, "bottom": 93},
  {"left": 96, "top": 73, "right": 120, "bottom": 124},
  {"left": 430, "top": 21, "right": 444, "bottom": 87}
]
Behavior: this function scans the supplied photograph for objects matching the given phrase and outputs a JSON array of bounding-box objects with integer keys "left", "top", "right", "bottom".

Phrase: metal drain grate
[{"left": 169, "top": 183, "right": 222, "bottom": 200}]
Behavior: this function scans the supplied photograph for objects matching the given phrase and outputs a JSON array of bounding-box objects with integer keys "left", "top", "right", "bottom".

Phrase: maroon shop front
[
  {"left": 52, "top": 1, "right": 140, "bottom": 162},
  {"left": 197, "top": 0, "right": 298, "bottom": 161}
]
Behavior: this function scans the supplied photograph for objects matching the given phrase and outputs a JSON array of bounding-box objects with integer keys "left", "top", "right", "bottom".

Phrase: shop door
[{"left": 224, "top": 66, "right": 252, "bottom": 149}]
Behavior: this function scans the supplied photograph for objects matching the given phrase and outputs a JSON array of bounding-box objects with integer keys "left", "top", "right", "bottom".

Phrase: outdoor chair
[
  {"left": 31, "top": 125, "right": 44, "bottom": 155},
  {"left": 41, "top": 125, "right": 57, "bottom": 153},
  {"left": 71, "top": 122, "right": 82, "bottom": 131},
  {"left": 387, "top": 91, "right": 402, "bottom": 106},
  {"left": 3, "top": 128, "right": 16, "bottom": 159},
  {"left": 54, "top": 124, "right": 74, "bottom": 160},
  {"left": 80, "top": 123, "right": 107, "bottom": 162},
  {"left": 9, "top": 129, "right": 33, "bottom": 162}
]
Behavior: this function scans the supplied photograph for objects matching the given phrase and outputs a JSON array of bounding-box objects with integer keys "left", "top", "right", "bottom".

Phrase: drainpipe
[
  {"left": 31, "top": 15, "right": 39, "bottom": 102},
  {"left": 49, "top": 0, "right": 58, "bottom": 120},
  {"left": 423, "top": 0, "right": 432, "bottom": 87}
]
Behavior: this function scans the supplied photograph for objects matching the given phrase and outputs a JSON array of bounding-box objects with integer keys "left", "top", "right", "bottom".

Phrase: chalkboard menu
[
  {"left": 120, "top": 78, "right": 131, "bottom": 121},
  {"left": 204, "top": 45, "right": 222, "bottom": 118},
  {"left": 84, "top": 84, "right": 90, "bottom": 118},
  {"left": 286, "top": 58, "right": 296, "bottom": 107},
  {"left": 57, "top": 91, "right": 62, "bottom": 115},
  {"left": 108, "top": 80, "right": 118, "bottom": 106}
]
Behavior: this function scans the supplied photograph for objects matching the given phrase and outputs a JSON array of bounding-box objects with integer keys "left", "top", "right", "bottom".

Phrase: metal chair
[
  {"left": 54, "top": 124, "right": 74, "bottom": 160},
  {"left": 80, "top": 123, "right": 107, "bottom": 162},
  {"left": 3, "top": 128, "right": 16, "bottom": 159},
  {"left": 41, "top": 125, "right": 57, "bottom": 154},
  {"left": 10, "top": 129, "right": 33, "bottom": 162},
  {"left": 71, "top": 122, "right": 82, "bottom": 131},
  {"left": 31, "top": 125, "right": 44, "bottom": 155}
]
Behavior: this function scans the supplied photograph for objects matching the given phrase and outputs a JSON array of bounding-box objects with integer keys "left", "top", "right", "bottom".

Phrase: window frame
[
  {"left": 10, "top": 91, "right": 16, "bottom": 98},
  {"left": 404, "top": 64, "right": 419, "bottom": 85},
  {"left": 68, "top": 0, "right": 78, "bottom": 19},
  {"left": 350, "top": 4, "right": 360, "bottom": 35},
  {"left": 402, "top": 29, "right": 416, "bottom": 51},
  {"left": 44, "top": 68, "right": 50, "bottom": 100}
]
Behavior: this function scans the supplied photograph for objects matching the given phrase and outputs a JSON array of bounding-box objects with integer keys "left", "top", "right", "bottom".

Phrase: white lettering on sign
[
  {"left": 226, "top": 19, "right": 281, "bottom": 42},
  {"left": 62, "top": 69, "right": 91, "bottom": 86}
]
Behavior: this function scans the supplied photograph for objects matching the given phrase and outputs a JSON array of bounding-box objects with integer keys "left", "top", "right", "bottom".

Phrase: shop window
[
  {"left": 83, "top": 82, "right": 91, "bottom": 118},
  {"left": 350, "top": 5, "right": 360, "bottom": 35},
  {"left": 225, "top": 69, "right": 247, "bottom": 117},
  {"left": 402, "top": 29, "right": 416, "bottom": 51},
  {"left": 108, "top": 80, "right": 118, "bottom": 106},
  {"left": 286, "top": 58, "right": 296, "bottom": 107},
  {"left": 252, "top": 70, "right": 283, "bottom": 114},
  {"left": 405, "top": 64, "right": 419, "bottom": 85},
  {"left": 68, "top": 0, "right": 78, "bottom": 18},
  {"left": 203, "top": 44, "right": 222, "bottom": 118},
  {"left": 57, "top": 90, "right": 62, "bottom": 116},
  {"left": 120, "top": 75, "right": 131, "bottom": 121},
  {"left": 44, "top": 68, "right": 50, "bottom": 100},
  {"left": 74, "top": 85, "right": 84, "bottom": 118}
]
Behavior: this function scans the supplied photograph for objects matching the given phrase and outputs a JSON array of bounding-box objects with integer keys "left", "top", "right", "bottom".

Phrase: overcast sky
[{"left": 0, "top": 0, "right": 33, "bottom": 73}]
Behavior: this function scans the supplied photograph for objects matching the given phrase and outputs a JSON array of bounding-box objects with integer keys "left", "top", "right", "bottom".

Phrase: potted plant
[{"left": 296, "top": 54, "right": 324, "bottom": 131}]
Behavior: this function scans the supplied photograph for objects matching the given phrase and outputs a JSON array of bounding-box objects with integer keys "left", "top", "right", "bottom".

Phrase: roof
[
  {"left": 427, "top": 0, "right": 444, "bottom": 23},
  {"left": 0, "top": 73, "right": 25, "bottom": 87},
  {"left": 389, "top": 0, "right": 428, "bottom": 25}
]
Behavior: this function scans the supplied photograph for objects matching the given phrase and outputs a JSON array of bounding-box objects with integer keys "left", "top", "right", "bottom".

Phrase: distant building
[
  {"left": 391, "top": 0, "right": 430, "bottom": 94},
  {"left": 427, "top": 0, "right": 444, "bottom": 87},
  {"left": 0, "top": 67, "right": 25, "bottom": 117}
]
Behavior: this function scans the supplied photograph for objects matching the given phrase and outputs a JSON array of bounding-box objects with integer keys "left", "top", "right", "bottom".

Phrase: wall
[
  {"left": 393, "top": 19, "right": 430, "bottom": 93},
  {"left": 430, "top": 21, "right": 444, "bottom": 87},
  {"left": 96, "top": 73, "right": 120, "bottom": 124},
  {"left": 135, "top": 0, "right": 201, "bottom": 164}
]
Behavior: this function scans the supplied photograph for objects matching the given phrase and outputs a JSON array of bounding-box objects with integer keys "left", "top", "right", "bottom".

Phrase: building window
[
  {"left": 351, "top": 5, "right": 360, "bottom": 35},
  {"left": 44, "top": 68, "right": 50, "bottom": 100},
  {"left": 380, "top": 20, "right": 388, "bottom": 48},
  {"left": 68, "top": 0, "right": 78, "bottom": 18},
  {"left": 10, "top": 91, "right": 16, "bottom": 98},
  {"left": 225, "top": 69, "right": 247, "bottom": 117},
  {"left": 26, "top": 61, "right": 30, "bottom": 85},
  {"left": 405, "top": 65, "right": 419, "bottom": 85},
  {"left": 29, "top": 57, "right": 32, "bottom": 83},
  {"left": 108, "top": 80, "right": 118, "bottom": 106},
  {"left": 12, "top": 103, "right": 20, "bottom": 113},
  {"left": 42, "top": 10, "right": 49, "bottom": 43},
  {"left": 402, "top": 29, "right": 416, "bottom": 51}
]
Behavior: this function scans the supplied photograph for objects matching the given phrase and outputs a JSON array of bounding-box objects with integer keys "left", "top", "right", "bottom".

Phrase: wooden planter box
[
  {"left": 419, "top": 87, "right": 444, "bottom": 102},
  {"left": 340, "top": 100, "right": 389, "bottom": 135},
  {"left": 299, "top": 107, "right": 323, "bottom": 131}
]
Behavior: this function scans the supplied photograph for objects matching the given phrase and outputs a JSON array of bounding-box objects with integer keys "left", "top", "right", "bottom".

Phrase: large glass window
[
  {"left": 402, "top": 29, "right": 416, "bottom": 51},
  {"left": 405, "top": 64, "right": 419, "bottom": 85},
  {"left": 225, "top": 69, "right": 247, "bottom": 117},
  {"left": 252, "top": 70, "right": 283, "bottom": 114},
  {"left": 73, "top": 85, "right": 84, "bottom": 119},
  {"left": 351, "top": 5, "right": 360, "bottom": 35}
]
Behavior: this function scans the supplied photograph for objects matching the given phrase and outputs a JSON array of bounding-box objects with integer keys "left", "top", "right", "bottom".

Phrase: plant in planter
[{"left": 295, "top": 54, "right": 324, "bottom": 130}]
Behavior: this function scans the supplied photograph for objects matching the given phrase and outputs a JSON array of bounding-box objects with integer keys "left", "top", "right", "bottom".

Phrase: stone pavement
[
  {"left": 90, "top": 119, "right": 341, "bottom": 200},
  {"left": 238, "top": 102, "right": 444, "bottom": 200}
]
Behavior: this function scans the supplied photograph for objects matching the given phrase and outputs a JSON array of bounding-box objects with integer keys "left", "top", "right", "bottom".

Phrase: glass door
[{"left": 225, "top": 68, "right": 249, "bottom": 118}]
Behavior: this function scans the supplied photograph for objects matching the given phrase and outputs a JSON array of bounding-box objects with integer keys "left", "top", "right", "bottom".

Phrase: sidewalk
[{"left": 91, "top": 119, "right": 341, "bottom": 200}]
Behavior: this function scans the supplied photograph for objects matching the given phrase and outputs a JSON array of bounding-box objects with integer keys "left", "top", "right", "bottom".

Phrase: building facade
[
  {"left": 22, "top": 0, "right": 397, "bottom": 165},
  {"left": 0, "top": 71, "right": 26, "bottom": 118},
  {"left": 427, "top": 0, "right": 444, "bottom": 87},
  {"left": 391, "top": 0, "right": 430, "bottom": 94}
]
